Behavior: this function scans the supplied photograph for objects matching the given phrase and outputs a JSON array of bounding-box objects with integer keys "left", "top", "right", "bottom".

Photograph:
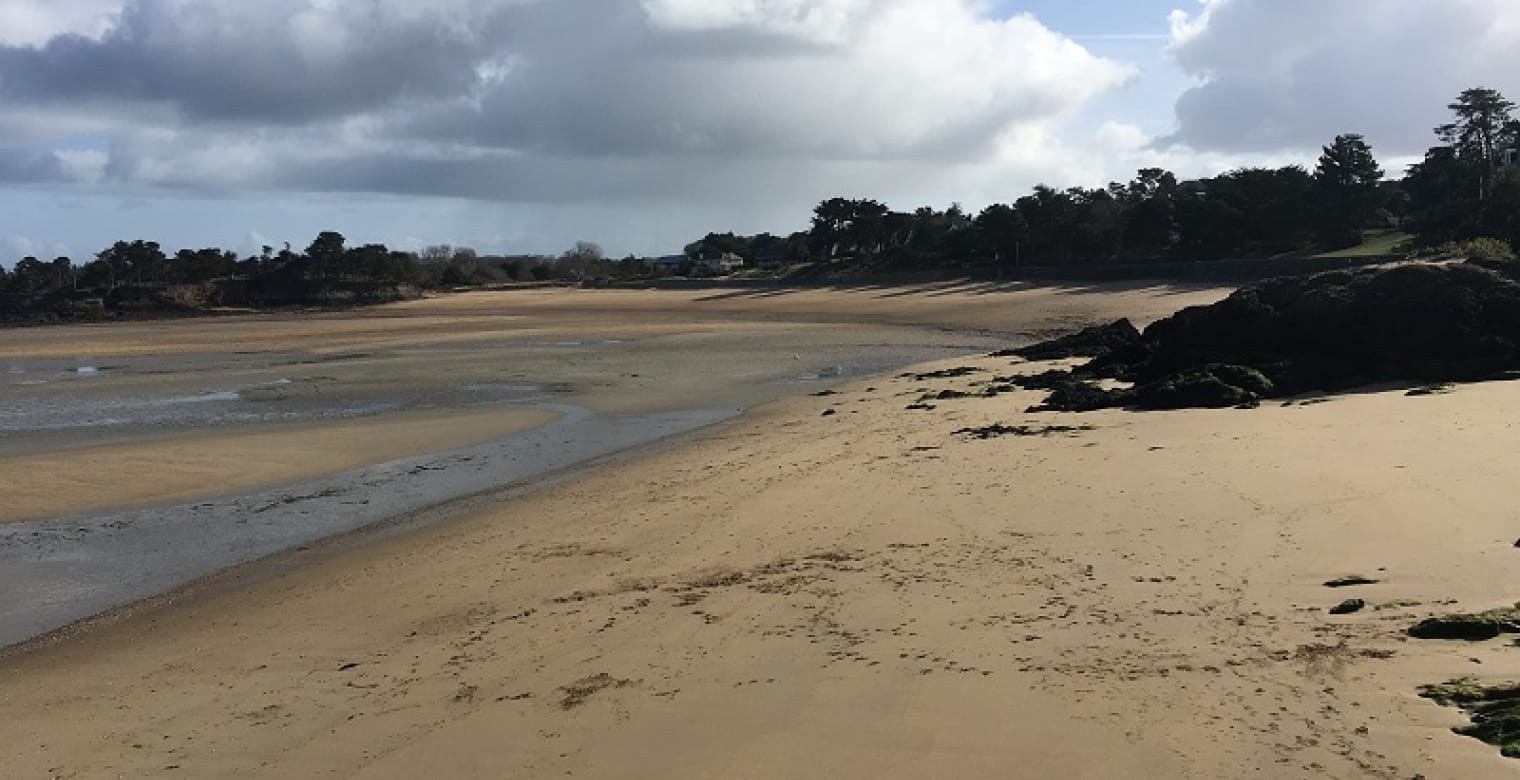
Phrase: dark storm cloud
[
  {"left": 0, "top": 0, "right": 510, "bottom": 123},
  {"left": 258, "top": 146, "right": 980, "bottom": 222},
  {"left": 0, "top": 146, "right": 67, "bottom": 182}
]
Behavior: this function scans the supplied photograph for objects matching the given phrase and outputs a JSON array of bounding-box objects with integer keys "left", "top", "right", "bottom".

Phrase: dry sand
[{"left": 4, "top": 282, "right": 1517, "bottom": 778}]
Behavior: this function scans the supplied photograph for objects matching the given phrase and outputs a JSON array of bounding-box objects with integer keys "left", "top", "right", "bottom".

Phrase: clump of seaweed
[
  {"left": 1418, "top": 678, "right": 1520, "bottom": 758},
  {"left": 954, "top": 424, "right": 1094, "bottom": 440},
  {"left": 902, "top": 366, "right": 982, "bottom": 380},
  {"left": 557, "top": 673, "right": 635, "bottom": 710},
  {"left": 918, "top": 389, "right": 973, "bottom": 402},
  {"left": 1324, "top": 575, "right": 1380, "bottom": 588}
]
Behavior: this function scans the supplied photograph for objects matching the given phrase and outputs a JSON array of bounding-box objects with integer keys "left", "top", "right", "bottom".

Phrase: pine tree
[
  {"left": 1313, "top": 134, "right": 1384, "bottom": 248},
  {"left": 1435, "top": 87, "right": 1518, "bottom": 199}
]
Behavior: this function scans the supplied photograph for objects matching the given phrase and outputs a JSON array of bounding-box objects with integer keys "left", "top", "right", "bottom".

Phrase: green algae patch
[{"left": 1419, "top": 678, "right": 1520, "bottom": 758}]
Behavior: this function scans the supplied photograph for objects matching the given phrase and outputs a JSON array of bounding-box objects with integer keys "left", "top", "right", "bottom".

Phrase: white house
[{"left": 693, "top": 252, "right": 744, "bottom": 276}]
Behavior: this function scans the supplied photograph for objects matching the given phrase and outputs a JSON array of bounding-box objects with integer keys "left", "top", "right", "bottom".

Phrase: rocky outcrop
[{"left": 1011, "top": 260, "right": 1520, "bottom": 411}]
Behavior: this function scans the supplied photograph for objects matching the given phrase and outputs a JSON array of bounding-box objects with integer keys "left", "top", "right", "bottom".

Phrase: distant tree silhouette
[
  {"left": 1437, "top": 87, "right": 1518, "bottom": 200},
  {"left": 305, "top": 231, "right": 346, "bottom": 281},
  {"left": 1314, "top": 134, "right": 1385, "bottom": 249}
]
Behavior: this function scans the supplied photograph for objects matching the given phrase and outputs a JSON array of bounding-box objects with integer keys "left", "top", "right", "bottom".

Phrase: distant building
[
  {"left": 655, "top": 255, "right": 687, "bottom": 272},
  {"left": 692, "top": 252, "right": 744, "bottom": 276},
  {"left": 1501, "top": 146, "right": 1519, "bottom": 171}
]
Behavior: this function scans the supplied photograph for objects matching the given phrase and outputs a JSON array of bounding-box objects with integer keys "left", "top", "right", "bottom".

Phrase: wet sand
[
  {"left": 12, "top": 282, "right": 1515, "bottom": 777},
  {"left": 4, "top": 281, "right": 1222, "bottom": 646},
  {"left": 0, "top": 407, "right": 560, "bottom": 524}
]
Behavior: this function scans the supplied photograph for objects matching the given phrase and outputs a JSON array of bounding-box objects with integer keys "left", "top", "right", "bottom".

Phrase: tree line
[
  {"left": 3, "top": 87, "right": 1517, "bottom": 320},
  {"left": 683, "top": 87, "right": 1520, "bottom": 269}
]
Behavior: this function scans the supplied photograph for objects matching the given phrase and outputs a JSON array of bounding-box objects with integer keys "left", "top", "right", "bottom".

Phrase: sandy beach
[{"left": 3, "top": 282, "right": 1517, "bottom": 778}]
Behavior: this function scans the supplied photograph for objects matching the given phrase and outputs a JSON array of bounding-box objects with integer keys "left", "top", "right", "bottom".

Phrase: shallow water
[
  {"left": 0, "top": 403, "right": 735, "bottom": 648},
  {"left": 0, "top": 377, "right": 544, "bottom": 435},
  {"left": 0, "top": 318, "right": 1003, "bottom": 648}
]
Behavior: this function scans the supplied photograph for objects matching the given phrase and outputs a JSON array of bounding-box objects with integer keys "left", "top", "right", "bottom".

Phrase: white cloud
[
  {"left": 0, "top": 0, "right": 1134, "bottom": 206},
  {"left": 54, "top": 149, "right": 109, "bottom": 184},
  {"left": 0, "top": 0, "right": 120, "bottom": 46},
  {"left": 1162, "top": 0, "right": 1520, "bottom": 157},
  {"left": 2, "top": 232, "right": 68, "bottom": 262},
  {"left": 641, "top": 0, "right": 876, "bottom": 44},
  {"left": 398, "top": 0, "right": 1135, "bottom": 164}
]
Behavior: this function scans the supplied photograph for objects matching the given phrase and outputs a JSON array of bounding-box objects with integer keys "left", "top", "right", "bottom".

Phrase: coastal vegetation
[
  {"left": 680, "top": 88, "right": 1517, "bottom": 272},
  {"left": 2, "top": 87, "right": 1516, "bottom": 324}
]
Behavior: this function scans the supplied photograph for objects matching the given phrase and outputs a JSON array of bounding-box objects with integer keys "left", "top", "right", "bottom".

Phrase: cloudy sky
[{"left": 1, "top": 0, "right": 1517, "bottom": 262}]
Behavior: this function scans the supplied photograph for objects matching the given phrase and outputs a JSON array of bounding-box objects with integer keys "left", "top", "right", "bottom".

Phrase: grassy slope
[{"left": 1311, "top": 229, "right": 1415, "bottom": 258}]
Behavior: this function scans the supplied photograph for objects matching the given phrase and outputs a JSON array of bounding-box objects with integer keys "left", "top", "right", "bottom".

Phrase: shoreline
[
  {"left": 0, "top": 404, "right": 564, "bottom": 524},
  {"left": 1, "top": 282, "right": 1232, "bottom": 650},
  {"left": 0, "top": 399, "right": 757, "bottom": 660},
  {"left": 0, "top": 401, "right": 749, "bottom": 649},
  {"left": 5, "top": 347, "right": 1518, "bottom": 777}
]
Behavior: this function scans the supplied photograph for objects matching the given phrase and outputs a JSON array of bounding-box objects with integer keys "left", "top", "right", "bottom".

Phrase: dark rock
[
  {"left": 820, "top": 409, "right": 837, "bottom": 417},
  {"left": 1008, "top": 370, "right": 1085, "bottom": 391},
  {"left": 1131, "top": 364, "right": 1275, "bottom": 410},
  {"left": 1330, "top": 599, "right": 1366, "bottom": 615},
  {"left": 1004, "top": 260, "right": 1520, "bottom": 412},
  {"left": 1004, "top": 319, "right": 1142, "bottom": 361},
  {"left": 1410, "top": 618, "right": 1501, "bottom": 641},
  {"left": 1409, "top": 606, "right": 1520, "bottom": 640},
  {"left": 1009, "top": 371, "right": 1126, "bottom": 412}
]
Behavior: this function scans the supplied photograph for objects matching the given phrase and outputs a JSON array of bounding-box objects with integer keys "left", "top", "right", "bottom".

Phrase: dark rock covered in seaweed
[
  {"left": 1408, "top": 605, "right": 1520, "bottom": 640},
  {"left": 1009, "top": 371, "right": 1126, "bottom": 412},
  {"left": 1131, "top": 364, "right": 1276, "bottom": 410},
  {"left": 1000, "top": 319, "right": 1142, "bottom": 361},
  {"left": 1012, "top": 260, "right": 1520, "bottom": 411}
]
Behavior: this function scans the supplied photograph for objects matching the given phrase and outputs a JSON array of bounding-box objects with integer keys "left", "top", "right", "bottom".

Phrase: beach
[
  {"left": 0, "top": 282, "right": 1210, "bottom": 645},
  {"left": 3, "top": 282, "right": 1517, "bottom": 778}
]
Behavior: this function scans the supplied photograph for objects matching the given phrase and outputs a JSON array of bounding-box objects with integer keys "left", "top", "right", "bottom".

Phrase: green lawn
[{"left": 1311, "top": 229, "right": 1414, "bottom": 258}]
